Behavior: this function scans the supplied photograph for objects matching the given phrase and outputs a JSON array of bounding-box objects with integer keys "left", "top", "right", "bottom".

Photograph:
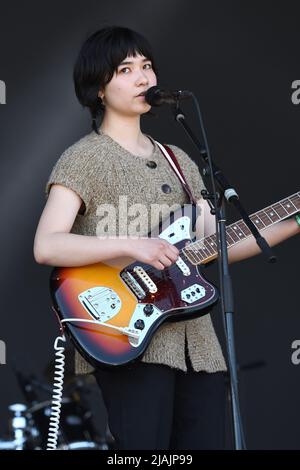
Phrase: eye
[
  {"left": 120, "top": 67, "right": 130, "bottom": 74},
  {"left": 144, "top": 63, "right": 152, "bottom": 69}
]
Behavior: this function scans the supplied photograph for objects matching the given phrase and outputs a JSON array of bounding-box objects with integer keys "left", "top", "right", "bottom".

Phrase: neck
[
  {"left": 183, "top": 191, "right": 300, "bottom": 266},
  {"left": 99, "top": 111, "right": 144, "bottom": 147}
]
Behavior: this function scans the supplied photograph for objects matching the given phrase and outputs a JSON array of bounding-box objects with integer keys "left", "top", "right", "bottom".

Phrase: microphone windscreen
[{"left": 145, "top": 86, "right": 162, "bottom": 106}]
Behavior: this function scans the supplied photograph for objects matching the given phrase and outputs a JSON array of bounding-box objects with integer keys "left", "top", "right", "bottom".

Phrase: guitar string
[
  {"left": 88, "top": 193, "right": 300, "bottom": 291},
  {"left": 130, "top": 194, "right": 300, "bottom": 279},
  {"left": 72, "top": 194, "right": 300, "bottom": 303}
]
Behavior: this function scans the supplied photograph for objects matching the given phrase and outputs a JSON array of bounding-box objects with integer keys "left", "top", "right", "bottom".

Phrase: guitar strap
[{"left": 154, "top": 140, "right": 198, "bottom": 205}]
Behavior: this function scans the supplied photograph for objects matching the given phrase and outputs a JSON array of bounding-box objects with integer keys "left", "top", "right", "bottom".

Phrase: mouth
[{"left": 136, "top": 91, "right": 147, "bottom": 97}]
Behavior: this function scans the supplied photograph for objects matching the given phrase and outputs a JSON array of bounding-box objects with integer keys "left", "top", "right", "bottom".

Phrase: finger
[
  {"left": 158, "top": 255, "right": 173, "bottom": 268},
  {"left": 166, "top": 248, "right": 179, "bottom": 262},
  {"left": 154, "top": 261, "right": 165, "bottom": 270},
  {"left": 169, "top": 244, "right": 180, "bottom": 255}
]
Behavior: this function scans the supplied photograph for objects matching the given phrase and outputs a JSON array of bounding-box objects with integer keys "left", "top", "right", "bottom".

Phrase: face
[{"left": 98, "top": 54, "right": 157, "bottom": 117}]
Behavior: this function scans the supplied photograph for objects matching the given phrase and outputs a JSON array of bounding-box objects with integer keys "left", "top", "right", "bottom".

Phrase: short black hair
[{"left": 73, "top": 26, "right": 159, "bottom": 134}]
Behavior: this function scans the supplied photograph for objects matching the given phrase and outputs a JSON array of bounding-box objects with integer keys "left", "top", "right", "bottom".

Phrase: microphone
[{"left": 144, "top": 85, "right": 192, "bottom": 106}]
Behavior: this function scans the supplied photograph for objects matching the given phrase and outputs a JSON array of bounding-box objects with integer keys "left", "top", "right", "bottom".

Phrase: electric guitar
[{"left": 50, "top": 191, "right": 300, "bottom": 368}]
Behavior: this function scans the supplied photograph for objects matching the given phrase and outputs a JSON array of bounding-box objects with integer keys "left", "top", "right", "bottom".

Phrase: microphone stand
[{"left": 169, "top": 98, "right": 276, "bottom": 450}]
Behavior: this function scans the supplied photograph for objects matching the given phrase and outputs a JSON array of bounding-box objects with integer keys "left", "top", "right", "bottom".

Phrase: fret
[
  {"left": 198, "top": 248, "right": 209, "bottom": 263},
  {"left": 280, "top": 199, "right": 296, "bottom": 215},
  {"left": 257, "top": 210, "right": 273, "bottom": 227},
  {"left": 279, "top": 202, "right": 289, "bottom": 214},
  {"left": 194, "top": 235, "right": 213, "bottom": 250},
  {"left": 231, "top": 223, "right": 246, "bottom": 240},
  {"left": 272, "top": 203, "right": 289, "bottom": 218},
  {"left": 182, "top": 247, "right": 196, "bottom": 264},
  {"left": 186, "top": 191, "right": 300, "bottom": 265},
  {"left": 187, "top": 246, "right": 201, "bottom": 264},
  {"left": 196, "top": 244, "right": 211, "bottom": 260},
  {"left": 192, "top": 239, "right": 204, "bottom": 252},
  {"left": 294, "top": 193, "right": 300, "bottom": 210},
  {"left": 240, "top": 222, "right": 251, "bottom": 236},
  {"left": 183, "top": 246, "right": 201, "bottom": 264},
  {"left": 207, "top": 234, "right": 218, "bottom": 251},
  {"left": 193, "top": 239, "right": 214, "bottom": 259},
  {"left": 288, "top": 197, "right": 298, "bottom": 212},
  {"left": 203, "top": 238, "right": 215, "bottom": 256},
  {"left": 263, "top": 211, "right": 273, "bottom": 223},
  {"left": 192, "top": 249, "right": 205, "bottom": 264},
  {"left": 227, "top": 226, "right": 240, "bottom": 244},
  {"left": 225, "top": 231, "right": 235, "bottom": 246},
  {"left": 265, "top": 206, "right": 281, "bottom": 222},
  {"left": 250, "top": 214, "right": 266, "bottom": 229},
  {"left": 194, "top": 234, "right": 220, "bottom": 260},
  {"left": 235, "top": 221, "right": 251, "bottom": 238},
  {"left": 259, "top": 210, "right": 273, "bottom": 225}
]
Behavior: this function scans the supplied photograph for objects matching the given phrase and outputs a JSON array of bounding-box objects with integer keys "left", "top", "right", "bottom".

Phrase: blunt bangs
[{"left": 73, "top": 26, "right": 158, "bottom": 133}]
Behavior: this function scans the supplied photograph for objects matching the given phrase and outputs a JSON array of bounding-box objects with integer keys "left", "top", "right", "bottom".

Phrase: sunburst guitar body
[{"left": 50, "top": 204, "right": 218, "bottom": 368}]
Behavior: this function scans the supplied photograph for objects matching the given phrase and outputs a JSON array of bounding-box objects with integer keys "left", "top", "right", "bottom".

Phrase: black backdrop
[{"left": 0, "top": 0, "right": 299, "bottom": 449}]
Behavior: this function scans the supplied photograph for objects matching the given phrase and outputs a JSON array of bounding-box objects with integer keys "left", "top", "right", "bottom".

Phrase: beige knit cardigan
[{"left": 45, "top": 130, "right": 227, "bottom": 375}]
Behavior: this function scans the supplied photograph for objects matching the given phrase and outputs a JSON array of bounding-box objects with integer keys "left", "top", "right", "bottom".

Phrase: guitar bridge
[{"left": 78, "top": 287, "right": 121, "bottom": 321}]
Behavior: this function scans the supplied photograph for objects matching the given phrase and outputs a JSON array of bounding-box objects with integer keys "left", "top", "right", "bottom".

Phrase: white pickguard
[
  {"left": 158, "top": 215, "right": 191, "bottom": 244},
  {"left": 159, "top": 215, "right": 192, "bottom": 276},
  {"left": 76, "top": 215, "right": 201, "bottom": 348},
  {"left": 127, "top": 215, "right": 194, "bottom": 347}
]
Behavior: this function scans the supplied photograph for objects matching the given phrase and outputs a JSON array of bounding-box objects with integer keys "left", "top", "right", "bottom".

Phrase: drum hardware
[{"left": 0, "top": 367, "right": 109, "bottom": 450}]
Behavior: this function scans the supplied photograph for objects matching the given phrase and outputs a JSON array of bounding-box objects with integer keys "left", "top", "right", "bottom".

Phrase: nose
[{"left": 135, "top": 69, "right": 149, "bottom": 86}]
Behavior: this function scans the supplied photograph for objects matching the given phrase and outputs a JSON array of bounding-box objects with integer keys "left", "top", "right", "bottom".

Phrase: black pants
[{"left": 94, "top": 348, "right": 226, "bottom": 450}]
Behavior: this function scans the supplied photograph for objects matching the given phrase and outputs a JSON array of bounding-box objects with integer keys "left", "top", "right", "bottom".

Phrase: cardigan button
[
  {"left": 146, "top": 160, "right": 157, "bottom": 169},
  {"left": 161, "top": 184, "right": 172, "bottom": 194}
]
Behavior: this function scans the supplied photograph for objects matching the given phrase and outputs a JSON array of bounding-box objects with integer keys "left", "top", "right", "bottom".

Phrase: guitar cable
[
  {"left": 46, "top": 334, "right": 66, "bottom": 450},
  {"left": 45, "top": 312, "right": 141, "bottom": 450}
]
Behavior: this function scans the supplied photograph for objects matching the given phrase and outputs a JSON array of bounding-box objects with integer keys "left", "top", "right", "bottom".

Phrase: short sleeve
[{"left": 45, "top": 148, "right": 94, "bottom": 216}]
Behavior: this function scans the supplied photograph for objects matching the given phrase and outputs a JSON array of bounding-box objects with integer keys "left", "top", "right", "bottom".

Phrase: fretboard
[{"left": 183, "top": 191, "right": 300, "bottom": 265}]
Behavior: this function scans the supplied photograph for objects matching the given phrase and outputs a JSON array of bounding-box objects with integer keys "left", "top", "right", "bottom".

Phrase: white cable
[
  {"left": 61, "top": 318, "right": 140, "bottom": 339},
  {"left": 45, "top": 318, "right": 139, "bottom": 450},
  {"left": 45, "top": 318, "right": 138, "bottom": 451},
  {"left": 46, "top": 335, "right": 66, "bottom": 450}
]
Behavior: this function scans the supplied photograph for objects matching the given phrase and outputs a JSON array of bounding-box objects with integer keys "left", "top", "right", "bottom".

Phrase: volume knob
[
  {"left": 143, "top": 304, "right": 154, "bottom": 316},
  {"left": 134, "top": 319, "right": 145, "bottom": 330}
]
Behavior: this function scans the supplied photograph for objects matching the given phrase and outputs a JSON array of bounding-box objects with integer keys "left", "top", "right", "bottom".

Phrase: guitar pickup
[
  {"left": 176, "top": 256, "right": 191, "bottom": 276},
  {"left": 120, "top": 270, "right": 146, "bottom": 300},
  {"left": 133, "top": 266, "right": 157, "bottom": 293}
]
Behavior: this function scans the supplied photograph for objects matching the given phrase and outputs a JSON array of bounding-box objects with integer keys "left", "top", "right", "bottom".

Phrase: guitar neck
[{"left": 183, "top": 191, "right": 300, "bottom": 265}]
